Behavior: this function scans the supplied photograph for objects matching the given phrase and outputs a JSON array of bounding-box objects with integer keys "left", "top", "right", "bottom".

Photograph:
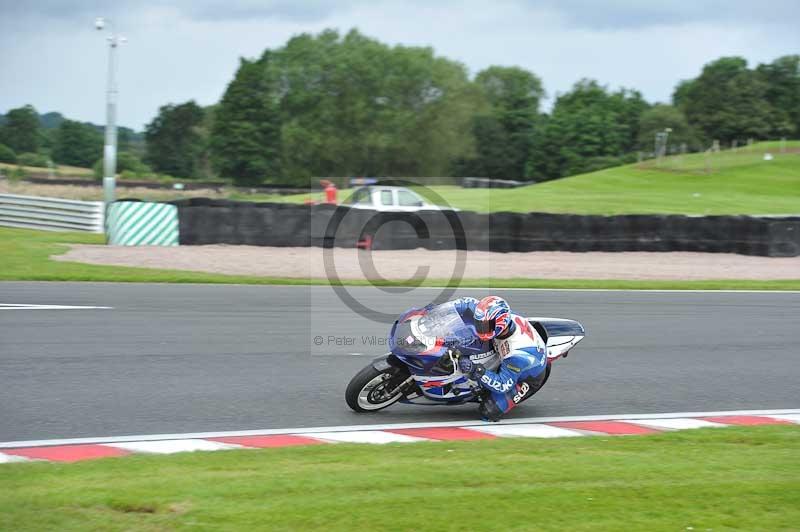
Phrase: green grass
[
  {"left": 2, "top": 226, "right": 800, "bottom": 289},
  {"left": 6, "top": 141, "right": 797, "bottom": 214},
  {"left": 0, "top": 227, "right": 306, "bottom": 285},
  {"left": 0, "top": 426, "right": 798, "bottom": 531},
  {"left": 267, "top": 141, "right": 800, "bottom": 215},
  {"left": 0, "top": 161, "right": 94, "bottom": 177}
]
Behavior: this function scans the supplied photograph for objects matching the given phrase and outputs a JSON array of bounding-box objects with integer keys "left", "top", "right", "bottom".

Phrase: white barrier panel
[
  {"left": 0, "top": 193, "right": 104, "bottom": 233},
  {"left": 106, "top": 201, "right": 179, "bottom": 246}
]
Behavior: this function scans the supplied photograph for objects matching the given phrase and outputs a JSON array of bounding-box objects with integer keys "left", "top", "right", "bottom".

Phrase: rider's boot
[{"left": 478, "top": 398, "right": 505, "bottom": 422}]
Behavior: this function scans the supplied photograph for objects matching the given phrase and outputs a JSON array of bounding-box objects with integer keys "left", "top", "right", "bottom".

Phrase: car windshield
[
  {"left": 391, "top": 302, "right": 474, "bottom": 355},
  {"left": 344, "top": 187, "right": 371, "bottom": 205},
  {"left": 398, "top": 190, "right": 424, "bottom": 207}
]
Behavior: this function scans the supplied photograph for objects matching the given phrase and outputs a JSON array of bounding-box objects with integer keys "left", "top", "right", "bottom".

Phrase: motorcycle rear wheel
[{"left": 346, "top": 365, "right": 407, "bottom": 413}]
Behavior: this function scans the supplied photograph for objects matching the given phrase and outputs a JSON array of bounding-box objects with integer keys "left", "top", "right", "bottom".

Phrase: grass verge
[
  {"left": 1, "top": 426, "right": 798, "bottom": 530},
  {"left": 273, "top": 141, "right": 800, "bottom": 215},
  {"left": 4, "top": 142, "right": 799, "bottom": 214},
  {"left": 2, "top": 227, "right": 800, "bottom": 290}
]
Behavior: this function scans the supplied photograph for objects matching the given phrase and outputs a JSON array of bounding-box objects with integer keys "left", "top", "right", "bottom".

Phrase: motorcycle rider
[{"left": 452, "top": 296, "right": 548, "bottom": 422}]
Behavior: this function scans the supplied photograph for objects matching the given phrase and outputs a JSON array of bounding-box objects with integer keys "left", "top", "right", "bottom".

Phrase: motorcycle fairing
[{"left": 527, "top": 318, "right": 586, "bottom": 360}]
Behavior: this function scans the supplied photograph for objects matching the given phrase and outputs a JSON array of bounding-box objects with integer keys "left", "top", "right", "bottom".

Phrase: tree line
[
  {"left": 2, "top": 29, "right": 798, "bottom": 185},
  {"left": 0, "top": 108, "right": 143, "bottom": 172}
]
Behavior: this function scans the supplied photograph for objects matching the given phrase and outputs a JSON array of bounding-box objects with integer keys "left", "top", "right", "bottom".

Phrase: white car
[{"left": 344, "top": 186, "right": 457, "bottom": 212}]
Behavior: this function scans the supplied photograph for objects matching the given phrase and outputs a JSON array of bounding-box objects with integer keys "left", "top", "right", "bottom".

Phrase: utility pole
[
  {"left": 655, "top": 127, "right": 672, "bottom": 166},
  {"left": 95, "top": 17, "right": 125, "bottom": 206}
]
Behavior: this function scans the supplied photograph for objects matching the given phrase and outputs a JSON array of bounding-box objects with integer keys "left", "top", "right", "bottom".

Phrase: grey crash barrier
[{"left": 0, "top": 193, "right": 104, "bottom": 233}]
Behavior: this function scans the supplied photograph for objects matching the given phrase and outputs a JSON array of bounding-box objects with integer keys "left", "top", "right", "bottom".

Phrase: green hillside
[
  {"left": 5, "top": 141, "right": 798, "bottom": 215},
  {"left": 272, "top": 141, "right": 800, "bottom": 215},
  {"left": 433, "top": 141, "right": 800, "bottom": 215}
]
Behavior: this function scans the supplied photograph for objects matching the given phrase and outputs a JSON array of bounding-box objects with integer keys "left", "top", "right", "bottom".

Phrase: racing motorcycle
[{"left": 345, "top": 301, "right": 585, "bottom": 413}]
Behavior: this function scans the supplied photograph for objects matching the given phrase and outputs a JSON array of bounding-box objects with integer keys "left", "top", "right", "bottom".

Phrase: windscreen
[
  {"left": 415, "top": 302, "right": 469, "bottom": 339},
  {"left": 391, "top": 302, "right": 474, "bottom": 355}
]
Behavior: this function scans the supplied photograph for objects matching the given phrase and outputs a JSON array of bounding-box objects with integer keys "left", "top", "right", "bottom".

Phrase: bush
[
  {"left": 119, "top": 170, "right": 143, "bottom": 181},
  {"left": 8, "top": 166, "right": 28, "bottom": 182},
  {"left": 0, "top": 143, "right": 16, "bottom": 163},
  {"left": 93, "top": 152, "right": 152, "bottom": 179},
  {"left": 17, "top": 152, "right": 50, "bottom": 167}
]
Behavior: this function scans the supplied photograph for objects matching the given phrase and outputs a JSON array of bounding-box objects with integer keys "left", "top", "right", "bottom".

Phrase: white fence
[{"left": 0, "top": 194, "right": 104, "bottom": 233}]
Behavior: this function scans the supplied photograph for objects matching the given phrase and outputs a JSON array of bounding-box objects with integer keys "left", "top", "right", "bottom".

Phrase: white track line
[
  {"left": 108, "top": 439, "right": 242, "bottom": 454},
  {"left": 2, "top": 408, "right": 798, "bottom": 449},
  {"left": 471, "top": 424, "right": 583, "bottom": 438},
  {"left": 0, "top": 452, "right": 29, "bottom": 463},
  {"left": 295, "top": 431, "right": 424, "bottom": 444},
  {"left": 0, "top": 304, "right": 112, "bottom": 310},
  {"left": 411, "top": 287, "right": 800, "bottom": 294},
  {"left": 627, "top": 418, "right": 726, "bottom": 430},
  {"left": 768, "top": 414, "right": 800, "bottom": 423}
]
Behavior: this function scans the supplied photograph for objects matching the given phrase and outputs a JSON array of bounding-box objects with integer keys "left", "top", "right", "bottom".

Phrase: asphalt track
[{"left": 1, "top": 282, "right": 799, "bottom": 442}]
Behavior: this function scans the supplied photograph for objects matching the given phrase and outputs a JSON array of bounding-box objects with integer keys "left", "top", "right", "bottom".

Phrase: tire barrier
[
  {"left": 107, "top": 201, "right": 179, "bottom": 246},
  {"left": 169, "top": 198, "right": 800, "bottom": 257},
  {"left": 462, "top": 177, "right": 526, "bottom": 188}
]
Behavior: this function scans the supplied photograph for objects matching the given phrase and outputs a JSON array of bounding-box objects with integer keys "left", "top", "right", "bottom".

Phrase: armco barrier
[
  {"left": 0, "top": 193, "right": 104, "bottom": 233},
  {"left": 106, "top": 201, "right": 179, "bottom": 246},
  {"left": 169, "top": 198, "right": 800, "bottom": 257}
]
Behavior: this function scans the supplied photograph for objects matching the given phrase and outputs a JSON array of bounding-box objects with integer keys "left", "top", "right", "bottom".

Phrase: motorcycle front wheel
[{"left": 345, "top": 364, "right": 409, "bottom": 413}]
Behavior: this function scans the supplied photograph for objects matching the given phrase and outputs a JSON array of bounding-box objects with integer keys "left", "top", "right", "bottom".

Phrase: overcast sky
[{"left": 1, "top": 0, "right": 798, "bottom": 130}]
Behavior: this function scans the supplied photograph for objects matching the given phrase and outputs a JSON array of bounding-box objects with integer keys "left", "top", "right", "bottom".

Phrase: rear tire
[{"left": 345, "top": 364, "right": 408, "bottom": 413}]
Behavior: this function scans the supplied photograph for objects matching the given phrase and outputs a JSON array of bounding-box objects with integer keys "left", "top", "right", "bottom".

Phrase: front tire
[{"left": 346, "top": 364, "right": 408, "bottom": 413}]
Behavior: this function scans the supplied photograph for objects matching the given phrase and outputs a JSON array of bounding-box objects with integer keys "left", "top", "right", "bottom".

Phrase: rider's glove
[{"left": 459, "top": 356, "right": 485, "bottom": 379}]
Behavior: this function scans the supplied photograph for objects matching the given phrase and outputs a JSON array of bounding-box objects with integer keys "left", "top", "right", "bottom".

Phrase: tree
[
  {"left": 92, "top": 152, "right": 151, "bottom": 178},
  {"left": 145, "top": 101, "right": 206, "bottom": 178},
  {"left": 38, "top": 112, "right": 65, "bottom": 129},
  {"left": 260, "top": 30, "right": 483, "bottom": 183},
  {"left": 209, "top": 29, "right": 483, "bottom": 184},
  {"left": 0, "top": 105, "right": 40, "bottom": 153},
  {"left": 211, "top": 55, "right": 282, "bottom": 185},
  {"left": 671, "top": 79, "right": 695, "bottom": 108},
  {"left": 463, "top": 66, "right": 544, "bottom": 179},
  {"left": 52, "top": 120, "right": 103, "bottom": 167},
  {"left": 0, "top": 143, "right": 16, "bottom": 163},
  {"left": 757, "top": 55, "right": 800, "bottom": 138},
  {"left": 118, "top": 127, "right": 146, "bottom": 156},
  {"left": 269, "top": 29, "right": 481, "bottom": 181},
  {"left": 529, "top": 80, "right": 649, "bottom": 179},
  {"left": 636, "top": 104, "right": 698, "bottom": 152},
  {"left": 17, "top": 152, "right": 49, "bottom": 167},
  {"left": 676, "top": 57, "right": 772, "bottom": 144}
]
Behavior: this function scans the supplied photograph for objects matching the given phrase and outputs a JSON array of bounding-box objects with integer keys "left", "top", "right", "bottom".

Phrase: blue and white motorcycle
[{"left": 345, "top": 301, "right": 585, "bottom": 413}]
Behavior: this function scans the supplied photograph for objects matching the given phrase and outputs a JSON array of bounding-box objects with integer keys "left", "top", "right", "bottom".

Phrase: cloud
[
  {"left": 519, "top": 0, "right": 800, "bottom": 30},
  {"left": 184, "top": 0, "right": 357, "bottom": 22},
  {"left": 10, "top": 0, "right": 793, "bottom": 26},
  {"left": 1, "top": 0, "right": 798, "bottom": 129},
  {"left": 0, "top": 0, "right": 366, "bottom": 24}
]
